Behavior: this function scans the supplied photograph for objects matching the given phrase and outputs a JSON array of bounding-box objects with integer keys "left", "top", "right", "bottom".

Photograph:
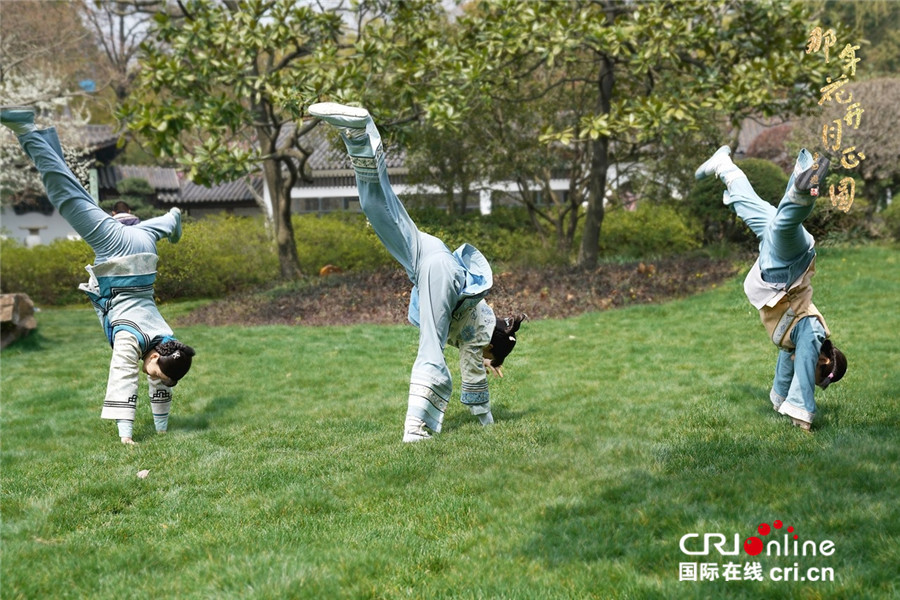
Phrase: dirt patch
[{"left": 177, "top": 255, "right": 740, "bottom": 328}]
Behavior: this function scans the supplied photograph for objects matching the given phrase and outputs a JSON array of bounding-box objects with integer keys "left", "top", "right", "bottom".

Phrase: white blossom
[{"left": 1, "top": 65, "right": 93, "bottom": 201}]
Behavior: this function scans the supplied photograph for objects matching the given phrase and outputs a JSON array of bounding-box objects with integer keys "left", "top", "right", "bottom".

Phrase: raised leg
[
  {"left": 14, "top": 127, "right": 170, "bottom": 262},
  {"left": 724, "top": 172, "right": 777, "bottom": 240},
  {"left": 135, "top": 208, "right": 182, "bottom": 244},
  {"left": 310, "top": 102, "right": 421, "bottom": 279},
  {"left": 765, "top": 150, "right": 823, "bottom": 264}
]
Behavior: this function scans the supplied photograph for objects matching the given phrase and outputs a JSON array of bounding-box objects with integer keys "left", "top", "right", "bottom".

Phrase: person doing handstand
[
  {"left": 695, "top": 145, "right": 846, "bottom": 431},
  {"left": 309, "top": 102, "right": 525, "bottom": 442},
  {"left": 2, "top": 107, "right": 195, "bottom": 444}
]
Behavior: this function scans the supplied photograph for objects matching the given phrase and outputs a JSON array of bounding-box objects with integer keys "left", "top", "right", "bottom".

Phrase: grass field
[{"left": 1, "top": 245, "right": 898, "bottom": 599}]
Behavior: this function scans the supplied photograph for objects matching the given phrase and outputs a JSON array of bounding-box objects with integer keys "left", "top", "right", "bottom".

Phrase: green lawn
[{"left": 2, "top": 245, "right": 898, "bottom": 599}]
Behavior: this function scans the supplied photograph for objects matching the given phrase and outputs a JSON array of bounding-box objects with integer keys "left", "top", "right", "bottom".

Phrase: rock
[{"left": 1, "top": 293, "right": 37, "bottom": 350}]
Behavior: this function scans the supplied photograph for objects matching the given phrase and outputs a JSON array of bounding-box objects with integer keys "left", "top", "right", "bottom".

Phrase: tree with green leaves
[
  {"left": 120, "top": 0, "right": 354, "bottom": 278},
  {"left": 121, "top": 0, "right": 462, "bottom": 279},
  {"left": 815, "top": 0, "right": 900, "bottom": 78},
  {"left": 439, "top": 0, "right": 829, "bottom": 267}
]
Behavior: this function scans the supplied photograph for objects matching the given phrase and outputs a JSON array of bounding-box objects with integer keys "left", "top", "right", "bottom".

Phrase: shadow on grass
[
  {"left": 521, "top": 469, "right": 667, "bottom": 566},
  {"left": 516, "top": 390, "right": 891, "bottom": 598},
  {"left": 517, "top": 471, "right": 762, "bottom": 599},
  {"left": 1, "top": 329, "right": 48, "bottom": 352},
  {"left": 517, "top": 459, "right": 866, "bottom": 598},
  {"left": 442, "top": 407, "right": 529, "bottom": 432},
  {"left": 736, "top": 383, "right": 771, "bottom": 403},
  {"left": 177, "top": 395, "right": 242, "bottom": 431}
]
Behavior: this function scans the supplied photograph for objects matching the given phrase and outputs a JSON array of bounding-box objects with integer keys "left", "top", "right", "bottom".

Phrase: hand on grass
[{"left": 484, "top": 358, "right": 503, "bottom": 378}]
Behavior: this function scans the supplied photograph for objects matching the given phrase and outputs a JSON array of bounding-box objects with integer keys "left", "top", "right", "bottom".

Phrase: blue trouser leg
[
  {"left": 767, "top": 179, "right": 816, "bottom": 267},
  {"left": 19, "top": 128, "right": 118, "bottom": 257},
  {"left": 724, "top": 151, "right": 816, "bottom": 283},
  {"left": 353, "top": 154, "right": 420, "bottom": 280},
  {"left": 725, "top": 170, "right": 815, "bottom": 264},
  {"left": 407, "top": 239, "right": 465, "bottom": 430},
  {"left": 776, "top": 317, "right": 825, "bottom": 423},
  {"left": 772, "top": 350, "right": 793, "bottom": 400},
  {"left": 133, "top": 213, "right": 180, "bottom": 244},
  {"left": 16, "top": 128, "right": 177, "bottom": 263},
  {"left": 724, "top": 173, "right": 776, "bottom": 240},
  {"left": 350, "top": 133, "right": 461, "bottom": 432}
]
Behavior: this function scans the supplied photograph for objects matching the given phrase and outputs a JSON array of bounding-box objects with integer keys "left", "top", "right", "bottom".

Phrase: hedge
[
  {"left": 598, "top": 204, "right": 701, "bottom": 258},
  {"left": 2, "top": 205, "right": 712, "bottom": 306}
]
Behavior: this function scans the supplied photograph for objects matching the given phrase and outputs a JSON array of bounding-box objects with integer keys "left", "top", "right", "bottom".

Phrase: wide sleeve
[{"left": 100, "top": 331, "right": 141, "bottom": 420}]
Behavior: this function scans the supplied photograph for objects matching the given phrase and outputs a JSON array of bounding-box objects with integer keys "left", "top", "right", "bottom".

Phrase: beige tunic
[{"left": 744, "top": 257, "right": 830, "bottom": 350}]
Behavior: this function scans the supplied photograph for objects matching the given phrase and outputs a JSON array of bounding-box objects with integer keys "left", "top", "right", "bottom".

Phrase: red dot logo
[
  {"left": 758, "top": 523, "right": 771, "bottom": 536},
  {"left": 744, "top": 536, "right": 764, "bottom": 556},
  {"left": 774, "top": 520, "right": 783, "bottom": 529}
]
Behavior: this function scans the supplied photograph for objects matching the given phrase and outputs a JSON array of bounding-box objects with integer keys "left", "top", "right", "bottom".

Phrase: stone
[{"left": 1, "top": 293, "right": 37, "bottom": 350}]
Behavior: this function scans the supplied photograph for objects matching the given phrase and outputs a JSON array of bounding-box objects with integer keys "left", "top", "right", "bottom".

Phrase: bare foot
[{"left": 121, "top": 437, "right": 137, "bottom": 445}]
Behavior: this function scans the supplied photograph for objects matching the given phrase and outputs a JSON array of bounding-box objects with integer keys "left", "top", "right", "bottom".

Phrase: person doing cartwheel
[{"left": 309, "top": 102, "right": 525, "bottom": 442}]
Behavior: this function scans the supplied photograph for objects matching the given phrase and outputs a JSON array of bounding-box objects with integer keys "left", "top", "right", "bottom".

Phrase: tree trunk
[
  {"left": 262, "top": 158, "right": 303, "bottom": 280},
  {"left": 578, "top": 56, "right": 614, "bottom": 269},
  {"left": 578, "top": 136, "right": 609, "bottom": 269},
  {"left": 446, "top": 189, "right": 456, "bottom": 215}
]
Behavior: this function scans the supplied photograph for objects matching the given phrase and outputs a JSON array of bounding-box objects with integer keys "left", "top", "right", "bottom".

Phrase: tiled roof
[
  {"left": 97, "top": 165, "right": 180, "bottom": 190},
  {"left": 89, "top": 118, "right": 410, "bottom": 206},
  {"left": 81, "top": 124, "right": 119, "bottom": 151},
  {"left": 179, "top": 176, "right": 263, "bottom": 204},
  {"left": 97, "top": 165, "right": 182, "bottom": 203}
]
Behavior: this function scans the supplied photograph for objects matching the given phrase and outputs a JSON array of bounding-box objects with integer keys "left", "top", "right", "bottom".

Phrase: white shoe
[
  {"left": 477, "top": 412, "right": 494, "bottom": 426},
  {"left": 402, "top": 417, "right": 432, "bottom": 443},
  {"left": 308, "top": 102, "right": 371, "bottom": 129},
  {"left": 695, "top": 145, "right": 733, "bottom": 180}
]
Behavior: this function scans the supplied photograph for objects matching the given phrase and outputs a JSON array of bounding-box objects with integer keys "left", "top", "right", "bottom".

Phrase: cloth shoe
[
  {"left": 793, "top": 157, "right": 830, "bottom": 195},
  {"left": 770, "top": 389, "right": 785, "bottom": 411},
  {"left": 694, "top": 145, "right": 733, "bottom": 180},
  {"left": 477, "top": 412, "right": 494, "bottom": 425},
  {"left": 308, "top": 102, "right": 371, "bottom": 130},
  {"left": 785, "top": 150, "right": 830, "bottom": 205},
  {"left": 790, "top": 417, "right": 812, "bottom": 432},
  {"left": 402, "top": 416, "right": 432, "bottom": 443},
  {"left": 469, "top": 403, "right": 494, "bottom": 425},
  {"left": 0, "top": 106, "right": 36, "bottom": 136},
  {"left": 309, "top": 101, "right": 381, "bottom": 162}
]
